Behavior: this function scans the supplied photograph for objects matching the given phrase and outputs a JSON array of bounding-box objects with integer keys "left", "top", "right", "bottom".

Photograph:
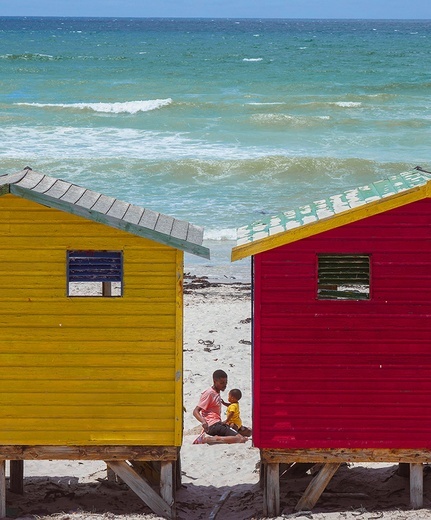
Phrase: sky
[{"left": 1, "top": 0, "right": 431, "bottom": 19}]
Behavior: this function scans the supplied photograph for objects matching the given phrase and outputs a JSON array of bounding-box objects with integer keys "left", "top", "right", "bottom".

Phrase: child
[{"left": 223, "top": 388, "right": 252, "bottom": 437}]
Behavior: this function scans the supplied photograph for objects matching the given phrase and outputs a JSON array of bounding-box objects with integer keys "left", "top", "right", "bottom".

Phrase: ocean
[{"left": 0, "top": 17, "right": 430, "bottom": 281}]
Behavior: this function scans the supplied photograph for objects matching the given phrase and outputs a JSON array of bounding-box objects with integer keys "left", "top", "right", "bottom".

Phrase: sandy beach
[{"left": 3, "top": 280, "right": 431, "bottom": 520}]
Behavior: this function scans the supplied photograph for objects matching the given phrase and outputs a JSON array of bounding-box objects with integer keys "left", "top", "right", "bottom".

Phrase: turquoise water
[{"left": 1, "top": 18, "right": 430, "bottom": 280}]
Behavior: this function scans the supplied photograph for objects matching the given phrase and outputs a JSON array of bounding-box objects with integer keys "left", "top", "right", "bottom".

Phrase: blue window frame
[{"left": 67, "top": 250, "right": 123, "bottom": 297}]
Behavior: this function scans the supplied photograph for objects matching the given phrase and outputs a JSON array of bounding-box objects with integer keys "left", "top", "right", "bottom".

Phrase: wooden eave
[
  {"left": 231, "top": 168, "right": 431, "bottom": 261},
  {"left": 0, "top": 168, "right": 210, "bottom": 259}
]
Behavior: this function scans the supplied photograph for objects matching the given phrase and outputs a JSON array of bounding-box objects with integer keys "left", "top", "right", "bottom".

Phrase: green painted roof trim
[
  {"left": 235, "top": 168, "right": 431, "bottom": 250},
  {"left": 0, "top": 168, "right": 210, "bottom": 259}
]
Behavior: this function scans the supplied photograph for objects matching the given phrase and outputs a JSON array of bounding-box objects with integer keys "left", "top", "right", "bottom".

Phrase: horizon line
[{"left": 0, "top": 15, "right": 430, "bottom": 21}]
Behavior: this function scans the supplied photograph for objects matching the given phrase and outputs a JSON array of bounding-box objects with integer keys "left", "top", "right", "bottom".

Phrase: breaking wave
[
  {"left": 204, "top": 228, "right": 237, "bottom": 240},
  {"left": 15, "top": 99, "right": 173, "bottom": 114},
  {"left": 1, "top": 53, "right": 56, "bottom": 61}
]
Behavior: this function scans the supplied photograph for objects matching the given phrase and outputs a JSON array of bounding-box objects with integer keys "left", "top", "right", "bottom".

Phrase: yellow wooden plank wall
[{"left": 0, "top": 195, "right": 183, "bottom": 446}]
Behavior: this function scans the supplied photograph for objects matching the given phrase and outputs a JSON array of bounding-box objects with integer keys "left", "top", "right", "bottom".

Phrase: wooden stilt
[
  {"left": 410, "top": 463, "right": 423, "bottom": 509},
  {"left": 10, "top": 461, "right": 24, "bottom": 494},
  {"left": 160, "top": 461, "right": 174, "bottom": 518},
  {"left": 259, "top": 461, "right": 265, "bottom": 490},
  {"left": 174, "top": 448, "right": 182, "bottom": 491},
  {"left": 107, "top": 460, "right": 173, "bottom": 519},
  {"left": 295, "top": 463, "right": 340, "bottom": 512},
  {"left": 0, "top": 460, "right": 5, "bottom": 519},
  {"left": 264, "top": 462, "right": 280, "bottom": 517},
  {"left": 106, "top": 465, "right": 117, "bottom": 482}
]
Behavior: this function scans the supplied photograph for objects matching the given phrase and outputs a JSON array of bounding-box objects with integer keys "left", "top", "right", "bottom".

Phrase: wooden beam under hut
[
  {"left": 0, "top": 445, "right": 177, "bottom": 461},
  {"left": 260, "top": 448, "right": 431, "bottom": 517},
  {"left": 0, "top": 446, "right": 179, "bottom": 520},
  {"left": 107, "top": 461, "right": 176, "bottom": 520}
]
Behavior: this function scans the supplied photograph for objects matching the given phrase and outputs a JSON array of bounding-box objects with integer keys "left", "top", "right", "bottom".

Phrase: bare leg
[
  {"left": 239, "top": 426, "right": 252, "bottom": 437},
  {"left": 205, "top": 435, "right": 248, "bottom": 445}
]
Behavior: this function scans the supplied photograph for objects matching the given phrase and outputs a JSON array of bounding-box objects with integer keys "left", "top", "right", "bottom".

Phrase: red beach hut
[{"left": 231, "top": 167, "right": 431, "bottom": 515}]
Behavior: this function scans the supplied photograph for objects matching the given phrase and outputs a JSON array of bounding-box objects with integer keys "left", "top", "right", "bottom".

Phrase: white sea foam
[
  {"left": 333, "top": 101, "right": 362, "bottom": 108},
  {"left": 247, "top": 102, "right": 285, "bottom": 106},
  {"left": 243, "top": 58, "right": 263, "bottom": 62},
  {"left": 251, "top": 113, "right": 330, "bottom": 126},
  {"left": 15, "top": 99, "right": 173, "bottom": 114},
  {"left": 2, "top": 53, "right": 55, "bottom": 60},
  {"left": 0, "top": 126, "right": 268, "bottom": 160},
  {"left": 204, "top": 228, "right": 237, "bottom": 241}
]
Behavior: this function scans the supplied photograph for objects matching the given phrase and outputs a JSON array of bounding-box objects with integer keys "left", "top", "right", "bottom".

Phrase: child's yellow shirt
[{"left": 226, "top": 402, "right": 242, "bottom": 428}]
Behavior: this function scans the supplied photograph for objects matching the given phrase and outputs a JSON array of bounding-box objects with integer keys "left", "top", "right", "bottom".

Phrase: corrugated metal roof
[
  {"left": 0, "top": 167, "right": 210, "bottom": 259},
  {"left": 232, "top": 167, "right": 431, "bottom": 261}
]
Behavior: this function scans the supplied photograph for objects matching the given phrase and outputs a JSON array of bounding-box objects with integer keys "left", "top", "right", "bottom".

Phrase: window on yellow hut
[{"left": 67, "top": 250, "right": 123, "bottom": 297}]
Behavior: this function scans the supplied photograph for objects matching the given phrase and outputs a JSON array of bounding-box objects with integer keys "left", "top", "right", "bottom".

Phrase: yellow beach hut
[{"left": 0, "top": 167, "right": 210, "bottom": 519}]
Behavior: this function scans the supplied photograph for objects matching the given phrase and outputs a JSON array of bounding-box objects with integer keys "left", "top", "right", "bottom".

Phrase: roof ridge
[
  {"left": 232, "top": 168, "right": 431, "bottom": 261},
  {"left": 1, "top": 168, "right": 210, "bottom": 259}
]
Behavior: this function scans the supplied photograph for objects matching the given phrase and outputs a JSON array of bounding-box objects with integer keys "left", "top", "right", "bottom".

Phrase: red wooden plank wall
[{"left": 253, "top": 199, "right": 431, "bottom": 449}]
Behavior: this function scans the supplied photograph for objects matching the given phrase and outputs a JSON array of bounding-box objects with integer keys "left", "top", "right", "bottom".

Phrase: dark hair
[
  {"left": 229, "top": 388, "right": 242, "bottom": 400},
  {"left": 213, "top": 369, "right": 227, "bottom": 380}
]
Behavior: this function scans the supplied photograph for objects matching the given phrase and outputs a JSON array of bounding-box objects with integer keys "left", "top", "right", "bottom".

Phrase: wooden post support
[
  {"left": 160, "top": 461, "right": 174, "bottom": 516},
  {"left": 295, "top": 463, "right": 340, "bottom": 512},
  {"left": 410, "top": 463, "right": 423, "bottom": 509},
  {"left": 174, "top": 449, "right": 182, "bottom": 491},
  {"left": 264, "top": 462, "right": 280, "bottom": 517},
  {"left": 0, "top": 460, "right": 5, "bottom": 519},
  {"left": 106, "top": 465, "right": 117, "bottom": 482},
  {"left": 107, "top": 460, "right": 174, "bottom": 519},
  {"left": 10, "top": 460, "right": 24, "bottom": 495}
]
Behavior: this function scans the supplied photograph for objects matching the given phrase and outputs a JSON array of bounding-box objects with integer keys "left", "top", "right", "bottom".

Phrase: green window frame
[{"left": 317, "top": 253, "right": 370, "bottom": 300}]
